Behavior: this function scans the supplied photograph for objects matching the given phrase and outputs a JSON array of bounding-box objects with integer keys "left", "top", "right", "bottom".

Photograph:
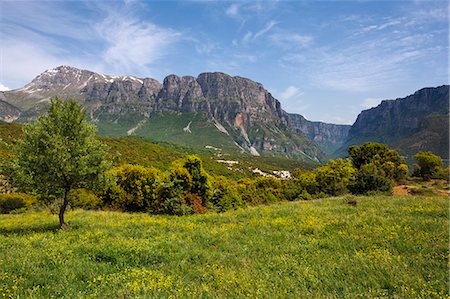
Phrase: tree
[
  {"left": 348, "top": 142, "right": 407, "bottom": 181},
  {"left": 315, "top": 159, "right": 356, "bottom": 196},
  {"left": 413, "top": 151, "right": 443, "bottom": 180},
  {"left": 182, "top": 155, "right": 210, "bottom": 200},
  {"left": 7, "top": 97, "right": 109, "bottom": 229},
  {"left": 349, "top": 163, "right": 393, "bottom": 195}
]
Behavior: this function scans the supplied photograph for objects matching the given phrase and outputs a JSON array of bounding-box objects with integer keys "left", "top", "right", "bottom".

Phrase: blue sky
[{"left": 0, "top": 0, "right": 448, "bottom": 124}]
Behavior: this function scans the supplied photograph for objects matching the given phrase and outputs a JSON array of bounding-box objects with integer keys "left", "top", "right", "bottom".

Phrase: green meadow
[{"left": 0, "top": 195, "right": 447, "bottom": 298}]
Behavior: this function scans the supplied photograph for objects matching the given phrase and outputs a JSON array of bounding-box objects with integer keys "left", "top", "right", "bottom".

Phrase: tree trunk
[{"left": 59, "top": 188, "right": 70, "bottom": 230}]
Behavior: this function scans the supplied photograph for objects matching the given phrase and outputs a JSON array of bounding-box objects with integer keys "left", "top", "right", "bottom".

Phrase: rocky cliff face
[
  {"left": 0, "top": 93, "right": 20, "bottom": 122},
  {"left": 337, "top": 85, "right": 449, "bottom": 159},
  {"left": 1, "top": 66, "right": 325, "bottom": 162},
  {"left": 286, "top": 113, "right": 350, "bottom": 155}
]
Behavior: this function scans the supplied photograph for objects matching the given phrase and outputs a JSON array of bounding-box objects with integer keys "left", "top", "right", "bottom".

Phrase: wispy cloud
[
  {"left": 0, "top": 1, "right": 183, "bottom": 88},
  {"left": 226, "top": 3, "right": 240, "bottom": 18},
  {"left": 269, "top": 32, "right": 313, "bottom": 49},
  {"left": 272, "top": 85, "right": 310, "bottom": 114},
  {"left": 254, "top": 21, "right": 277, "bottom": 39},
  {"left": 279, "top": 86, "right": 303, "bottom": 101},
  {"left": 241, "top": 20, "right": 277, "bottom": 44},
  {"left": 96, "top": 14, "right": 181, "bottom": 74},
  {"left": 361, "top": 98, "right": 382, "bottom": 109},
  {"left": 306, "top": 14, "right": 442, "bottom": 92}
]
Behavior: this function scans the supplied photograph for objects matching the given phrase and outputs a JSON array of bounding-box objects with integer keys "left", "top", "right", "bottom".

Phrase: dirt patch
[
  {"left": 393, "top": 182, "right": 449, "bottom": 197},
  {"left": 393, "top": 185, "right": 410, "bottom": 196}
]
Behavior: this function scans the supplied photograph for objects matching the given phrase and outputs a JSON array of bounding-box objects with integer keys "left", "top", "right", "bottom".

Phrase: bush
[
  {"left": 210, "top": 176, "right": 246, "bottom": 212},
  {"left": 315, "top": 159, "right": 356, "bottom": 196},
  {"left": 413, "top": 151, "right": 444, "bottom": 180},
  {"left": 238, "top": 177, "right": 283, "bottom": 205},
  {"left": 102, "top": 164, "right": 162, "bottom": 212},
  {"left": 182, "top": 155, "right": 210, "bottom": 199},
  {"left": 297, "top": 189, "right": 312, "bottom": 200},
  {"left": 159, "top": 156, "right": 211, "bottom": 215},
  {"left": 288, "top": 170, "right": 318, "bottom": 199},
  {"left": 349, "top": 163, "right": 393, "bottom": 195},
  {"left": 70, "top": 188, "right": 103, "bottom": 210},
  {"left": 159, "top": 195, "right": 193, "bottom": 216},
  {"left": 433, "top": 167, "right": 450, "bottom": 180},
  {"left": 0, "top": 193, "right": 36, "bottom": 214}
]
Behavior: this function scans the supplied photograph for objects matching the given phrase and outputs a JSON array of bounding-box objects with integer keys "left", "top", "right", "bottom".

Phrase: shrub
[
  {"left": 413, "top": 151, "right": 444, "bottom": 180},
  {"left": 102, "top": 164, "right": 162, "bottom": 212},
  {"left": 70, "top": 188, "right": 103, "bottom": 210},
  {"left": 349, "top": 163, "right": 393, "bottom": 195},
  {"left": 210, "top": 176, "right": 246, "bottom": 212},
  {"left": 159, "top": 195, "right": 193, "bottom": 216},
  {"left": 283, "top": 171, "right": 317, "bottom": 201},
  {"left": 297, "top": 189, "right": 312, "bottom": 200},
  {"left": 182, "top": 155, "right": 210, "bottom": 200},
  {"left": 315, "top": 159, "right": 356, "bottom": 196},
  {"left": 0, "top": 193, "right": 36, "bottom": 214},
  {"left": 238, "top": 177, "right": 283, "bottom": 205},
  {"left": 395, "top": 163, "right": 409, "bottom": 181},
  {"left": 433, "top": 167, "right": 450, "bottom": 180},
  {"left": 348, "top": 142, "right": 405, "bottom": 169},
  {"left": 159, "top": 156, "right": 211, "bottom": 215}
]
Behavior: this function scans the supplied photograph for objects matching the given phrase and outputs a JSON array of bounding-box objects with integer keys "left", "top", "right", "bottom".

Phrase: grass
[{"left": 0, "top": 196, "right": 447, "bottom": 298}]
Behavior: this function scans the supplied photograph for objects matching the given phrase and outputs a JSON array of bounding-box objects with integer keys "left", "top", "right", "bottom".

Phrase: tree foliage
[
  {"left": 103, "top": 164, "right": 162, "bottom": 212},
  {"left": 6, "top": 97, "right": 109, "bottom": 229},
  {"left": 349, "top": 142, "right": 407, "bottom": 180},
  {"left": 413, "top": 151, "right": 444, "bottom": 180},
  {"left": 315, "top": 159, "right": 356, "bottom": 196},
  {"left": 349, "top": 163, "right": 393, "bottom": 195}
]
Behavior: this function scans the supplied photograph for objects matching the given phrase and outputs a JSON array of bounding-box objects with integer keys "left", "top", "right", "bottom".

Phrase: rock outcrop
[
  {"left": 1, "top": 66, "right": 325, "bottom": 162},
  {"left": 286, "top": 113, "right": 350, "bottom": 155},
  {"left": 337, "top": 85, "right": 449, "bottom": 159},
  {"left": 0, "top": 93, "right": 20, "bottom": 122}
]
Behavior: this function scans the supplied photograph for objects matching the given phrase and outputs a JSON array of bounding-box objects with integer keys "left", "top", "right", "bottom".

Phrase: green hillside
[
  {"left": 0, "top": 122, "right": 317, "bottom": 179},
  {"left": 0, "top": 196, "right": 447, "bottom": 298}
]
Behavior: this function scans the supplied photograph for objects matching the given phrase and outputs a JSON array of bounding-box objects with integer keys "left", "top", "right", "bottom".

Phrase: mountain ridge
[
  {"left": 0, "top": 65, "right": 342, "bottom": 162},
  {"left": 335, "top": 85, "right": 449, "bottom": 160}
]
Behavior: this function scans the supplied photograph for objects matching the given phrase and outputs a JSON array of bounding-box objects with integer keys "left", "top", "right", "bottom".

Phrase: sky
[{"left": 0, "top": 0, "right": 448, "bottom": 124}]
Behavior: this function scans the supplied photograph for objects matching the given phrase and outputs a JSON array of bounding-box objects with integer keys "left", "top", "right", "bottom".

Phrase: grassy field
[{"left": 0, "top": 195, "right": 447, "bottom": 298}]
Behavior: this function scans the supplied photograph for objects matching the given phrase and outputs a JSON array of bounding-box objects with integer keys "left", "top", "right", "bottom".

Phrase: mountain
[
  {"left": 0, "top": 66, "right": 330, "bottom": 162},
  {"left": 286, "top": 114, "right": 350, "bottom": 155},
  {"left": 0, "top": 97, "right": 20, "bottom": 123},
  {"left": 336, "top": 85, "right": 449, "bottom": 160}
]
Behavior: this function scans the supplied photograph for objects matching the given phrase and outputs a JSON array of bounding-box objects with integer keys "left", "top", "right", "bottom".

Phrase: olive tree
[{"left": 7, "top": 97, "right": 109, "bottom": 229}]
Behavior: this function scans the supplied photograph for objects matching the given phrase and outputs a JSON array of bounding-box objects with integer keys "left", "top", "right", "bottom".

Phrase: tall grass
[{"left": 0, "top": 196, "right": 447, "bottom": 298}]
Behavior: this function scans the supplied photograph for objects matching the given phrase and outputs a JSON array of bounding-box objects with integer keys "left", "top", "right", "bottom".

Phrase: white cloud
[
  {"left": 0, "top": 83, "right": 10, "bottom": 91},
  {"left": 269, "top": 32, "right": 312, "bottom": 49},
  {"left": 0, "top": 1, "right": 182, "bottom": 88},
  {"left": 1, "top": 38, "right": 70, "bottom": 88},
  {"left": 279, "top": 86, "right": 303, "bottom": 101},
  {"left": 254, "top": 20, "right": 277, "bottom": 39},
  {"left": 226, "top": 4, "right": 240, "bottom": 18},
  {"left": 310, "top": 28, "right": 437, "bottom": 92},
  {"left": 241, "top": 21, "right": 277, "bottom": 44},
  {"left": 96, "top": 15, "right": 181, "bottom": 74},
  {"left": 361, "top": 98, "right": 382, "bottom": 109}
]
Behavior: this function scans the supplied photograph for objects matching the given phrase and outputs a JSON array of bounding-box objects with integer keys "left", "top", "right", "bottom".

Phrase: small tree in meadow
[{"left": 5, "top": 97, "right": 109, "bottom": 229}]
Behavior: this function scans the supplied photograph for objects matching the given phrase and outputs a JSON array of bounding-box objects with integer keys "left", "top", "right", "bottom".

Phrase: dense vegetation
[
  {"left": 0, "top": 98, "right": 448, "bottom": 298},
  {"left": 0, "top": 103, "right": 448, "bottom": 222},
  {"left": 0, "top": 196, "right": 447, "bottom": 298}
]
